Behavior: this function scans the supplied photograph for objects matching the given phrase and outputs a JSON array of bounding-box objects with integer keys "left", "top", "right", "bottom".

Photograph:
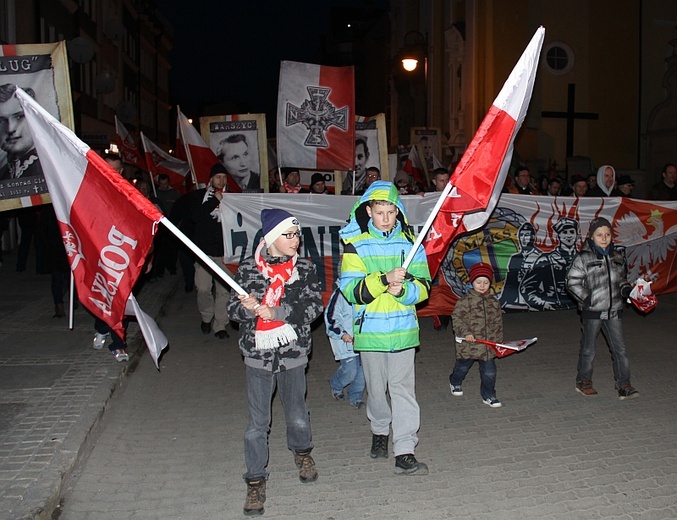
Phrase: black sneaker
[
  {"left": 214, "top": 329, "right": 229, "bottom": 339},
  {"left": 618, "top": 384, "right": 639, "bottom": 400},
  {"left": 200, "top": 321, "right": 211, "bottom": 334},
  {"left": 394, "top": 454, "right": 429, "bottom": 475},
  {"left": 370, "top": 434, "right": 389, "bottom": 459}
]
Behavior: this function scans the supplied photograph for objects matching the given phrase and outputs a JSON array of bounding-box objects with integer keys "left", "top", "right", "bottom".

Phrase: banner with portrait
[
  {"left": 199, "top": 114, "right": 268, "bottom": 193},
  {"left": 340, "top": 114, "right": 389, "bottom": 194},
  {"left": 410, "top": 127, "right": 441, "bottom": 173},
  {"left": 219, "top": 193, "right": 677, "bottom": 310},
  {"left": 0, "top": 42, "right": 73, "bottom": 211}
]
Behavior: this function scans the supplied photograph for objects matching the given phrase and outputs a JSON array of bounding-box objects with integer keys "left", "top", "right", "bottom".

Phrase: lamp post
[{"left": 400, "top": 30, "right": 428, "bottom": 126}]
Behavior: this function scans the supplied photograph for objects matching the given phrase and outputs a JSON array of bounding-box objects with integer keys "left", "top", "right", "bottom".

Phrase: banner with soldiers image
[
  {"left": 199, "top": 114, "right": 269, "bottom": 193},
  {"left": 0, "top": 42, "right": 73, "bottom": 211}
]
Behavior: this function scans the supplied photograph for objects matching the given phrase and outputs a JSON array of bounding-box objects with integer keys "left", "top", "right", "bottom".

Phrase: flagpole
[
  {"left": 68, "top": 271, "right": 75, "bottom": 330},
  {"left": 402, "top": 181, "right": 453, "bottom": 270},
  {"left": 158, "top": 216, "right": 248, "bottom": 296}
]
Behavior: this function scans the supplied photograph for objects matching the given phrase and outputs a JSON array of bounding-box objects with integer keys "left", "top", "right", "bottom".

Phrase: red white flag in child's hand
[
  {"left": 16, "top": 88, "right": 167, "bottom": 366},
  {"left": 177, "top": 107, "right": 241, "bottom": 192},
  {"left": 115, "top": 116, "right": 146, "bottom": 170},
  {"left": 423, "top": 28, "right": 545, "bottom": 277},
  {"left": 140, "top": 132, "right": 191, "bottom": 193},
  {"left": 456, "top": 337, "right": 538, "bottom": 358}
]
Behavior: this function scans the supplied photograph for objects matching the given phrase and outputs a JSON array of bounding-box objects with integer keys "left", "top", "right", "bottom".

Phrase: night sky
[{"left": 154, "top": 0, "right": 375, "bottom": 124}]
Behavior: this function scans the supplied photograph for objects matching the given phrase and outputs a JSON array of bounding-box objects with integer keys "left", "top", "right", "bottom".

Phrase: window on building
[{"left": 544, "top": 42, "right": 574, "bottom": 75}]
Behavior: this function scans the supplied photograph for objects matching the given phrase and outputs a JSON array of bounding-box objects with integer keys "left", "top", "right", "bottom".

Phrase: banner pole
[{"left": 159, "top": 216, "right": 248, "bottom": 296}]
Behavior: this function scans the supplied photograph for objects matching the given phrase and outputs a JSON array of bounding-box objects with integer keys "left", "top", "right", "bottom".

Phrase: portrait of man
[
  {"left": 217, "top": 133, "right": 261, "bottom": 192},
  {"left": 520, "top": 217, "right": 579, "bottom": 311},
  {"left": 0, "top": 84, "right": 42, "bottom": 181}
]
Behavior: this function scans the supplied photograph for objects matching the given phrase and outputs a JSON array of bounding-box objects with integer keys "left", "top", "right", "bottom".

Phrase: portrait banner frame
[
  {"left": 200, "top": 113, "right": 269, "bottom": 193},
  {"left": 0, "top": 41, "right": 74, "bottom": 211},
  {"left": 410, "top": 126, "right": 442, "bottom": 173}
]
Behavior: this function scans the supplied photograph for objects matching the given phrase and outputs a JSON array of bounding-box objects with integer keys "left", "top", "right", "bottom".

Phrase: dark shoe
[
  {"left": 214, "top": 329, "right": 229, "bottom": 339},
  {"left": 331, "top": 387, "right": 345, "bottom": 400},
  {"left": 482, "top": 396, "right": 502, "bottom": 408},
  {"left": 394, "top": 454, "right": 429, "bottom": 475},
  {"left": 350, "top": 401, "right": 364, "bottom": 410},
  {"left": 53, "top": 303, "right": 65, "bottom": 318},
  {"left": 575, "top": 380, "right": 598, "bottom": 396},
  {"left": 243, "top": 478, "right": 266, "bottom": 516},
  {"left": 200, "top": 321, "right": 211, "bottom": 334},
  {"left": 370, "top": 434, "right": 389, "bottom": 459},
  {"left": 618, "top": 384, "right": 639, "bottom": 400},
  {"left": 185, "top": 284, "right": 194, "bottom": 293},
  {"left": 294, "top": 449, "right": 318, "bottom": 483}
]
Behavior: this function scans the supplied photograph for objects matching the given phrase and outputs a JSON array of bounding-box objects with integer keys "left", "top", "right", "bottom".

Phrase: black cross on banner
[{"left": 541, "top": 83, "right": 598, "bottom": 158}]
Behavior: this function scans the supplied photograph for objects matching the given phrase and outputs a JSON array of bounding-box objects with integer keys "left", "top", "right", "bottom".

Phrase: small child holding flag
[{"left": 449, "top": 262, "right": 504, "bottom": 408}]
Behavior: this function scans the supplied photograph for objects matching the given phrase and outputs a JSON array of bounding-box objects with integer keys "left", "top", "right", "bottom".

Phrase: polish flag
[
  {"left": 16, "top": 88, "right": 168, "bottom": 367},
  {"left": 140, "top": 132, "right": 191, "bottom": 193},
  {"left": 403, "top": 144, "right": 428, "bottom": 188},
  {"left": 277, "top": 60, "right": 355, "bottom": 170},
  {"left": 115, "top": 117, "right": 146, "bottom": 170},
  {"left": 177, "top": 107, "right": 241, "bottom": 192},
  {"left": 422, "top": 27, "right": 545, "bottom": 277},
  {"left": 175, "top": 114, "right": 188, "bottom": 161}
]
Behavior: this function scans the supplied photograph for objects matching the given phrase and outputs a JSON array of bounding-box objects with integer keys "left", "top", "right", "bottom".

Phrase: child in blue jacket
[{"left": 325, "top": 282, "right": 365, "bottom": 409}]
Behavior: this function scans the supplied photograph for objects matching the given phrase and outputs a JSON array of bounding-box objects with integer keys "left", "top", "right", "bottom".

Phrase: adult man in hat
[
  {"left": 616, "top": 175, "right": 635, "bottom": 197},
  {"left": 191, "top": 163, "right": 233, "bottom": 339}
]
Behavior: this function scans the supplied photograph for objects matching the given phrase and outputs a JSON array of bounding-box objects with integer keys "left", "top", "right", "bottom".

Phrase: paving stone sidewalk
[
  {"left": 0, "top": 259, "right": 179, "bottom": 520},
  {"left": 55, "top": 272, "right": 677, "bottom": 519}
]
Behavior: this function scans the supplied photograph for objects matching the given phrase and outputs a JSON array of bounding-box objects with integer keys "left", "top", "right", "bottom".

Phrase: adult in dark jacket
[{"left": 191, "top": 164, "right": 233, "bottom": 339}]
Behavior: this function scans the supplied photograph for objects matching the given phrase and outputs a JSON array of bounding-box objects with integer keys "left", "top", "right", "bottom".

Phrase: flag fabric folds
[
  {"left": 455, "top": 337, "right": 538, "bottom": 358},
  {"left": 114, "top": 117, "right": 146, "bottom": 170},
  {"left": 423, "top": 27, "right": 545, "bottom": 277},
  {"left": 140, "top": 132, "right": 191, "bottom": 193},
  {"left": 17, "top": 88, "right": 168, "bottom": 367},
  {"left": 276, "top": 60, "right": 355, "bottom": 171},
  {"left": 176, "top": 107, "right": 241, "bottom": 192},
  {"left": 403, "top": 144, "right": 428, "bottom": 188}
]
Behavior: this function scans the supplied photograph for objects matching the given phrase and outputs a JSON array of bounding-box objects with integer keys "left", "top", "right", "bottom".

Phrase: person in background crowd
[
  {"left": 647, "top": 163, "right": 677, "bottom": 201},
  {"left": 546, "top": 177, "right": 563, "bottom": 197},
  {"left": 309, "top": 172, "right": 330, "bottom": 194},
  {"left": 616, "top": 175, "right": 636, "bottom": 198},
  {"left": 570, "top": 175, "right": 589, "bottom": 198},
  {"left": 506, "top": 166, "right": 539, "bottom": 195},
  {"left": 588, "top": 165, "right": 622, "bottom": 197}
]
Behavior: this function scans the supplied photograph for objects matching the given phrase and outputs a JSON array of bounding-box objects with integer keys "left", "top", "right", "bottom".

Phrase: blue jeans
[
  {"left": 243, "top": 364, "right": 312, "bottom": 481},
  {"left": 330, "top": 355, "right": 366, "bottom": 404},
  {"left": 577, "top": 318, "right": 631, "bottom": 389},
  {"left": 449, "top": 358, "right": 497, "bottom": 400}
]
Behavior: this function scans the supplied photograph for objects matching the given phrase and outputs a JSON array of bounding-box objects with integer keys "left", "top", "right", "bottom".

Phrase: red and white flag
[
  {"left": 403, "top": 144, "right": 427, "bottom": 188},
  {"left": 140, "top": 132, "right": 190, "bottom": 193},
  {"left": 115, "top": 116, "right": 146, "bottom": 170},
  {"left": 175, "top": 113, "right": 188, "bottom": 162},
  {"left": 276, "top": 60, "right": 355, "bottom": 170},
  {"left": 423, "top": 27, "right": 545, "bottom": 276},
  {"left": 177, "top": 107, "right": 241, "bottom": 192},
  {"left": 456, "top": 337, "right": 538, "bottom": 358},
  {"left": 16, "top": 88, "right": 168, "bottom": 367}
]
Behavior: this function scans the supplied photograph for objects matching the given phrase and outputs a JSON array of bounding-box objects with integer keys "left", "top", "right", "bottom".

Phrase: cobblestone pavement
[
  {"left": 0, "top": 258, "right": 178, "bottom": 520},
  {"left": 57, "top": 272, "right": 677, "bottom": 519},
  {"left": 2, "top": 257, "right": 676, "bottom": 519}
]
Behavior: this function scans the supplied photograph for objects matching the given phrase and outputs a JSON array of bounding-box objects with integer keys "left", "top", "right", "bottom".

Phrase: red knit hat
[{"left": 469, "top": 262, "right": 494, "bottom": 284}]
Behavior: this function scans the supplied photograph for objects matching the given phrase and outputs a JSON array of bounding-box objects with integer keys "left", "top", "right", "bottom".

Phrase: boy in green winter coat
[
  {"left": 339, "top": 181, "right": 431, "bottom": 475},
  {"left": 450, "top": 262, "right": 504, "bottom": 408}
]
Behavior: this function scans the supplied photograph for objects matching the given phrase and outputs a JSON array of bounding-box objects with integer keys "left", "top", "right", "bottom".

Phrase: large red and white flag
[
  {"left": 177, "top": 107, "right": 241, "bottom": 192},
  {"left": 423, "top": 27, "right": 545, "bottom": 276},
  {"left": 16, "top": 88, "right": 168, "bottom": 366},
  {"left": 140, "top": 132, "right": 190, "bottom": 193},
  {"left": 403, "top": 144, "right": 428, "bottom": 188},
  {"left": 114, "top": 117, "right": 146, "bottom": 170},
  {"left": 276, "top": 60, "right": 355, "bottom": 170}
]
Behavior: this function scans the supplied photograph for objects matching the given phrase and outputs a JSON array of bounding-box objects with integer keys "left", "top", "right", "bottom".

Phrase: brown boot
[
  {"left": 243, "top": 478, "right": 266, "bottom": 516},
  {"left": 294, "top": 449, "right": 318, "bottom": 483}
]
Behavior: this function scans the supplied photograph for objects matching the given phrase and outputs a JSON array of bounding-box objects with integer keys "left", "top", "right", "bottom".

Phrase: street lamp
[{"left": 401, "top": 30, "right": 427, "bottom": 72}]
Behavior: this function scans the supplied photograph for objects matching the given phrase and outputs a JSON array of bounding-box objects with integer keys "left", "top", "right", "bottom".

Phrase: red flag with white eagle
[
  {"left": 177, "top": 107, "right": 241, "bottom": 192},
  {"left": 422, "top": 27, "right": 545, "bottom": 277},
  {"left": 114, "top": 116, "right": 146, "bottom": 170},
  {"left": 276, "top": 60, "right": 355, "bottom": 170},
  {"left": 140, "top": 132, "right": 190, "bottom": 193},
  {"left": 16, "top": 88, "right": 165, "bottom": 362}
]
